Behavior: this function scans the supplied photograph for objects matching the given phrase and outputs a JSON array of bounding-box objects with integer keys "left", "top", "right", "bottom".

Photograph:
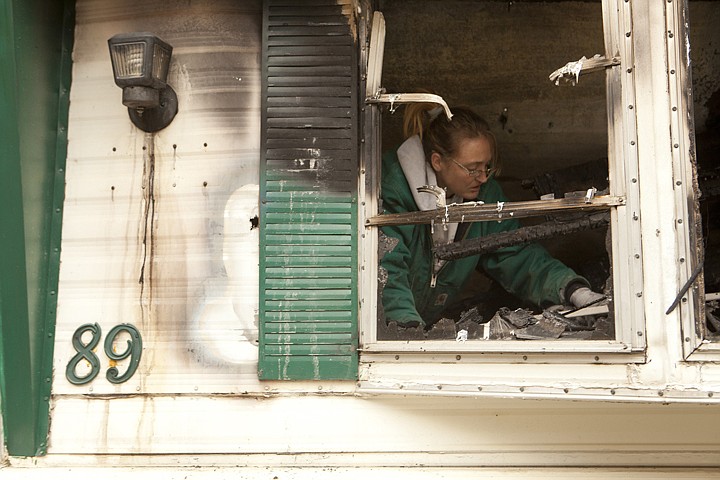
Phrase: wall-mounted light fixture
[{"left": 108, "top": 33, "right": 178, "bottom": 132}]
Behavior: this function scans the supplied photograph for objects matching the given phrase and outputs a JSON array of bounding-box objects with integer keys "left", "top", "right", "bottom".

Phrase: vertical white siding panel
[{"left": 55, "top": 0, "right": 264, "bottom": 396}]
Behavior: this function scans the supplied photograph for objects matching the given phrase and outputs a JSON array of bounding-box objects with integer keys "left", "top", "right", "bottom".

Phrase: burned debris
[
  {"left": 378, "top": 303, "right": 614, "bottom": 342},
  {"left": 707, "top": 297, "right": 720, "bottom": 335},
  {"left": 434, "top": 211, "right": 609, "bottom": 261}
]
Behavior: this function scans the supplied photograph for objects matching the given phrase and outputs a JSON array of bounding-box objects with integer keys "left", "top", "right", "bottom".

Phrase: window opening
[
  {"left": 683, "top": 0, "right": 720, "bottom": 342},
  {"left": 365, "top": 1, "right": 639, "bottom": 346}
]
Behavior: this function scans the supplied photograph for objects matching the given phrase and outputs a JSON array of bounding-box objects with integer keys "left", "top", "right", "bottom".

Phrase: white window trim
[
  {"left": 351, "top": 0, "right": 720, "bottom": 403},
  {"left": 359, "top": 0, "right": 645, "bottom": 359}
]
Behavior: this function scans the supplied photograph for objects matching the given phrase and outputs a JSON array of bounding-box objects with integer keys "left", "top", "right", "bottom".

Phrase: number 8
[{"left": 65, "top": 323, "right": 102, "bottom": 385}]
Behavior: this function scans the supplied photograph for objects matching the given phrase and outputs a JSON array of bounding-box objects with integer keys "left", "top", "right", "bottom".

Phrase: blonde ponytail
[{"left": 402, "top": 101, "right": 441, "bottom": 140}]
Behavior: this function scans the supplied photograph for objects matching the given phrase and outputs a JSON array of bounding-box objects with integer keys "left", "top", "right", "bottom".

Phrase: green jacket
[{"left": 380, "top": 148, "right": 589, "bottom": 327}]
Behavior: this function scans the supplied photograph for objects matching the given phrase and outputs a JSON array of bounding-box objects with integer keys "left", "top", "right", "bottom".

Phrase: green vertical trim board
[
  {"left": 0, "top": 0, "right": 73, "bottom": 456},
  {"left": 0, "top": 0, "right": 36, "bottom": 457},
  {"left": 35, "top": 0, "right": 74, "bottom": 455}
]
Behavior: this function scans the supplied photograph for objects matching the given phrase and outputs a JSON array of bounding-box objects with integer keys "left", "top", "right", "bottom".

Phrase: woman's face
[{"left": 431, "top": 136, "right": 493, "bottom": 200}]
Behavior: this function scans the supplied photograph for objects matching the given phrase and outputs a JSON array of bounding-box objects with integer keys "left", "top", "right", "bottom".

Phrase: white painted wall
[{"left": 55, "top": 0, "right": 264, "bottom": 396}]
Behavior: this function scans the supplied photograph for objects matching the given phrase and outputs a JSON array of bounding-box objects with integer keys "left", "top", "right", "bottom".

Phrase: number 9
[{"left": 103, "top": 324, "right": 143, "bottom": 384}]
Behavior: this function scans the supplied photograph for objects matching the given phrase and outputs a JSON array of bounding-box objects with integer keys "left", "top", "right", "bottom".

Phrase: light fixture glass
[
  {"left": 110, "top": 42, "right": 145, "bottom": 79},
  {"left": 152, "top": 43, "right": 171, "bottom": 81}
]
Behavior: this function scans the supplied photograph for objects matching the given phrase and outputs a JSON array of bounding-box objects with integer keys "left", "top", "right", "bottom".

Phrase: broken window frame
[
  {"left": 358, "top": 0, "right": 646, "bottom": 361},
  {"left": 668, "top": 0, "right": 720, "bottom": 360}
]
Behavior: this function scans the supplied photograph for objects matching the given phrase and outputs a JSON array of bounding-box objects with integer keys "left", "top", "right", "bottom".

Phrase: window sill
[
  {"left": 361, "top": 339, "right": 644, "bottom": 364},
  {"left": 357, "top": 355, "right": 720, "bottom": 403},
  {"left": 357, "top": 378, "right": 720, "bottom": 404}
]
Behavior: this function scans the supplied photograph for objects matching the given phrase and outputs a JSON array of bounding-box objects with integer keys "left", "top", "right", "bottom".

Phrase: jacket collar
[
  {"left": 396, "top": 135, "right": 463, "bottom": 211},
  {"left": 396, "top": 135, "right": 461, "bottom": 245}
]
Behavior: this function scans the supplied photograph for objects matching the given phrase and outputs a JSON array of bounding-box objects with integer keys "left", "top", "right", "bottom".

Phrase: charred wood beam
[
  {"left": 434, "top": 212, "right": 610, "bottom": 261},
  {"left": 521, "top": 158, "right": 608, "bottom": 199},
  {"left": 366, "top": 195, "right": 623, "bottom": 227}
]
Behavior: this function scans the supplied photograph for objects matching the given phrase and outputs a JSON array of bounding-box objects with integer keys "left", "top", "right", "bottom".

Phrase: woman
[{"left": 380, "top": 104, "right": 602, "bottom": 328}]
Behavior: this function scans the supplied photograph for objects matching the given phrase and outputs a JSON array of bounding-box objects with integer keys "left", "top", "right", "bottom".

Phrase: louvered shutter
[{"left": 258, "top": 0, "right": 359, "bottom": 380}]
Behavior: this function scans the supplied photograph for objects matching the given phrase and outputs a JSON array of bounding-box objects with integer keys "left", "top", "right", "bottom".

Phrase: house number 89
[{"left": 65, "top": 323, "right": 143, "bottom": 385}]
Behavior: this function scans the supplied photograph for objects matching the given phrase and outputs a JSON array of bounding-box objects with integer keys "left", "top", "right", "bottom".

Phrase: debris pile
[
  {"left": 707, "top": 299, "right": 720, "bottom": 335},
  {"left": 486, "top": 306, "right": 612, "bottom": 340},
  {"left": 379, "top": 305, "right": 614, "bottom": 341}
]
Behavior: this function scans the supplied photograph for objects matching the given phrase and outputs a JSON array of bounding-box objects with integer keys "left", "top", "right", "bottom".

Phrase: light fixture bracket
[{"left": 127, "top": 85, "right": 178, "bottom": 133}]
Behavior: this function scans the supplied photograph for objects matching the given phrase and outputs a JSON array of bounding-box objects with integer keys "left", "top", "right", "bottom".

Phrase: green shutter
[{"left": 258, "top": 0, "right": 359, "bottom": 380}]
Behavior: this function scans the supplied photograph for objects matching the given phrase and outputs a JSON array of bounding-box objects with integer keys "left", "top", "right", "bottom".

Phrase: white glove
[{"left": 569, "top": 287, "right": 605, "bottom": 308}]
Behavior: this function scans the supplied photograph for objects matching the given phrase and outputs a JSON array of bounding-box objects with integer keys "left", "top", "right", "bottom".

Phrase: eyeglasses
[{"left": 448, "top": 157, "right": 494, "bottom": 178}]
